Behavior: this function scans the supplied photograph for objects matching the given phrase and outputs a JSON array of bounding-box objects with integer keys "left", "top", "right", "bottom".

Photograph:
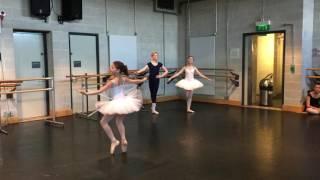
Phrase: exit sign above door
[{"left": 256, "top": 20, "right": 271, "bottom": 32}]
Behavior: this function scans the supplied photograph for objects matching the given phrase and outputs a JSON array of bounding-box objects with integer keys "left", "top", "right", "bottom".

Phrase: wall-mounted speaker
[
  {"left": 157, "top": 0, "right": 175, "bottom": 10},
  {"left": 30, "top": 0, "right": 51, "bottom": 18},
  {"left": 154, "top": 0, "right": 177, "bottom": 14},
  {"left": 61, "top": 0, "right": 82, "bottom": 21}
]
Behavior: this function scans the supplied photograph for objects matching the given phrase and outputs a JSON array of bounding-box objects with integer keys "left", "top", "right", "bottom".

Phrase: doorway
[
  {"left": 13, "top": 31, "right": 49, "bottom": 119},
  {"left": 68, "top": 33, "right": 99, "bottom": 113},
  {"left": 242, "top": 31, "right": 285, "bottom": 107}
]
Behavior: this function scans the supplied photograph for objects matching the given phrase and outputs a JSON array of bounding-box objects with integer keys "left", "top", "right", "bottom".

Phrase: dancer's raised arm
[
  {"left": 195, "top": 67, "right": 211, "bottom": 81},
  {"left": 124, "top": 76, "right": 148, "bottom": 84},
  {"left": 80, "top": 80, "right": 113, "bottom": 95},
  {"left": 168, "top": 67, "right": 185, "bottom": 81},
  {"left": 135, "top": 65, "right": 149, "bottom": 75}
]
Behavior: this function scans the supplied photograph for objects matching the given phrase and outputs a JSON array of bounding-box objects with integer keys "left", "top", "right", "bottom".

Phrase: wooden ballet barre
[
  {"left": 0, "top": 83, "right": 21, "bottom": 87},
  {"left": 0, "top": 88, "right": 53, "bottom": 95},
  {"left": 68, "top": 71, "right": 147, "bottom": 79},
  {"left": 0, "top": 77, "right": 53, "bottom": 84},
  {"left": 306, "top": 68, "right": 320, "bottom": 71},
  {"left": 66, "top": 73, "right": 111, "bottom": 79},
  {"left": 197, "top": 68, "right": 234, "bottom": 71},
  {"left": 306, "top": 76, "right": 320, "bottom": 79},
  {"left": 0, "top": 80, "right": 23, "bottom": 84},
  {"left": 0, "top": 77, "right": 53, "bottom": 83}
]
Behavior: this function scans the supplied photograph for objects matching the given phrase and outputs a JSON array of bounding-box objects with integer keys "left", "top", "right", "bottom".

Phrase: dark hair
[
  {"left": 185, "top": 56, "right": 194, "bottom": 65},
  {"left": 315, "top": 81, "right": 320, "bottom": 86},
  {"left": 113, "top": 61, "right": 129, "bottom": 76},
  {"left": 186, "top": 56, "right": 194, "bottom": 60}
]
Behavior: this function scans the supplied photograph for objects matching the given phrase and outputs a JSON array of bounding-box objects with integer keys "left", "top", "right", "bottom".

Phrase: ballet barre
[
  {"left": 306, "top": 68, "right": 320, "bottom": 81},
  {"left": 306, "top": 76, "right": 320, "bottom": 79},
  {"left": 306, "top": 68, "right": 320, "bottom": 71},
  {"left": 0, "top": 88, "right": 53, "bottom": 94},
  {"left": 67, "top": 73, "right": 108, "bottom": 120},
  {"left": 0, "top": 77, "right": 63, "bottom": 135}
]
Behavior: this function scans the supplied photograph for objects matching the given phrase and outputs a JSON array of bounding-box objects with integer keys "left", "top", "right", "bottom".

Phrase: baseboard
[
  {"left": 143, "top": 96, "right": 181, "bottom": 104},
  {"left": 54, "top": 109, "right": 73, "bottom": 117},
  {"left": 3, "top": 116, "right": 51, "bottom": 124},
  {"left": 282, "top": 105, "right": 304, "bottom": 113},
  {"left": 192, "top": 96, "right": 241, "bottom": 106},
  {"left": 2, "top": 116, "right": 19, "bottom": 124},
  {"left": 1, "top": 108, "right": 73, "bottom": 124},
  {"left": 193, "top": 96, "right": 304, "bottom": 113}
]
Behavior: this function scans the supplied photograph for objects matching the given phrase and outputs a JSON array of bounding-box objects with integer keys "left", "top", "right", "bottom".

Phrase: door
[
  {"left": 242, "top": 32, "right": 285, "bottom": 107},
  {"left": 69, "top": 34, "right": 99, "bottom": 113},
  {"left": 13, "top": 32, "right": 48, "bottom": 119}
]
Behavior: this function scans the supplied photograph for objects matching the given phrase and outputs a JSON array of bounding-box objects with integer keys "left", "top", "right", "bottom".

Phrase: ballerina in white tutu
[
  {"left": 168, "top": 56, "right": 211, "bottom": 113},
  {"left": 80, "top": 61, "right": 147, "bottom": 155}
]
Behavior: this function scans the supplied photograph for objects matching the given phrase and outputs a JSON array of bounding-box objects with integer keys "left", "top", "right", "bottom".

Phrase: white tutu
[
  {"left": 96, "top": 84, "right": 143, "bottom": 115},
  {"left": 175, "top": 79, "right": 203, "bottom": 90}
]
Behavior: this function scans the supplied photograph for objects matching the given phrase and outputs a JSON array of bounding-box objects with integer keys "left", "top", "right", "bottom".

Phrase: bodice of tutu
[
  {"left": 185, "top": 67, "right": 195, "bottom": 80},
  {"left": 110, "top": 85, "right": 126, "bottom": 99}
]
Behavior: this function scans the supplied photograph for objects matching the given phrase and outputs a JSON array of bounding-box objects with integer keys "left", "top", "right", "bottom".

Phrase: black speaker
[
  {"left": 62, "top": 0, "right": 82, "bottom": 21},
  {"left": 30, "top": 0, "right": 51, "bottom": 17},
  {"left": 157, "top": 0, "right": 175, "bottom": 10},
  {"left": 154, "top": 0, "right": 176, "bottom": 14}
]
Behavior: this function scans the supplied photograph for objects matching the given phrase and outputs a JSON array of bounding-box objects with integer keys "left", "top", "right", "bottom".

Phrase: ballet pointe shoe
[
  {"left": 110, "top": 140, "right": 120, "bottom": 155},
  {"left": 187, "top": 109, "right": 195, "bottom": 113},
  {"left": 151, "top": 103, "right": 159, "bottom": 115},
  {"left": 152, "top": 110, "right": 159, "bottom": 115},
  {"left": 121, "top": 140, "right": 128, "bottom": 153}
]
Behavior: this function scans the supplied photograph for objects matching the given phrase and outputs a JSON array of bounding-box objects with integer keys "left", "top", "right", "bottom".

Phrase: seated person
[{"left": 306, "top": 82, "right": 320, "bottom": 114}]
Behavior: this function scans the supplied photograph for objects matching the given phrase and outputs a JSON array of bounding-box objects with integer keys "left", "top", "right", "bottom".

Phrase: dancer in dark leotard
[
  {"left": 136, "top": 52, "right": 168, "bottom": 114},
  {"left": 306, "top": 82, "right": 320, "bottom": 114}
]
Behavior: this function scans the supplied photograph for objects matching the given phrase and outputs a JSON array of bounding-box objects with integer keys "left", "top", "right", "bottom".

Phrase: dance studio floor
[{"left": 0, "top": 101, "right": 320, "bottom": 179}]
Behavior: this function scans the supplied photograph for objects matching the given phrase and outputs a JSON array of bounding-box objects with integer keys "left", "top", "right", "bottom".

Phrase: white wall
[
  {"left": 313, "top": 0, "right": 320, "bottom": 68},
  {"left": 0, "top": 0, "right": 180, "bottom": 119}
]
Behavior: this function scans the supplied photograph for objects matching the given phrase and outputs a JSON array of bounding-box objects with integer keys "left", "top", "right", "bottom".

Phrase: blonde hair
[{"left": 151, "top": 51, "right": 158, "bottom": 57}]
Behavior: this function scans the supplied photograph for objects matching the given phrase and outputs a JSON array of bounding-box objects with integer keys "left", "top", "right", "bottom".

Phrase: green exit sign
[{"left": 256, "top": 20, "right": 271, "bottom": 32}]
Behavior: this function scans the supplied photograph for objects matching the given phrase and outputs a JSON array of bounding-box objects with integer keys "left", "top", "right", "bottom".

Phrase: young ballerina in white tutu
[
  {"left": 168, "top": 56, "right": 211, "bottom": 113},
  {"left": 80, "top": 61, "right": 147, "bottom": 155}
]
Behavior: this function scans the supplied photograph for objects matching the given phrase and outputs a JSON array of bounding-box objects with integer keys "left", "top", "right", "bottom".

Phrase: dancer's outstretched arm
[
  {"left": 124, "top": 77, "right": 148, "bottom": 84},
  {"left": 80, "top": 80, "right": 113, "bottom": 95},
  {"left": 168, "top": 67, "right": 185, "bottom": 81},
  {"left": 195, "top": 67, "right": 211, "bottom": 80},
  {"left": 135, "top": 65, "right": 149, "bottom": 75}
]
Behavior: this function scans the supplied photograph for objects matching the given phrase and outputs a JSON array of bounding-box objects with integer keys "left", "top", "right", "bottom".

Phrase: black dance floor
[{"left": 0, "top": 101, "right": 320, "bottom": 180}]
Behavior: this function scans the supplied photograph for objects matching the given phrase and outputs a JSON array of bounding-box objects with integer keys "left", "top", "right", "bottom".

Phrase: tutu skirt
[
  {"left": 96, "top": 88, "right": 143, "bottom": 115},
  {"left": 175, "top": 79, "right": 203, "bottom": 91}
]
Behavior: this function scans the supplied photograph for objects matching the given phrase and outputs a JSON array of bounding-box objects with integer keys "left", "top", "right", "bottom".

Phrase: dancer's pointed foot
[
  {"left": 121, "top": 139, "right": 128, "bottom": 153},
  {"left": 110, "top": 140, "right": 120, "bottom": 155},
  {"left": 152, "top": 110, "right": 159, "bottom": 115},
  {"left": 187, "top": 109, "right": 195, "bottom": 113}
]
